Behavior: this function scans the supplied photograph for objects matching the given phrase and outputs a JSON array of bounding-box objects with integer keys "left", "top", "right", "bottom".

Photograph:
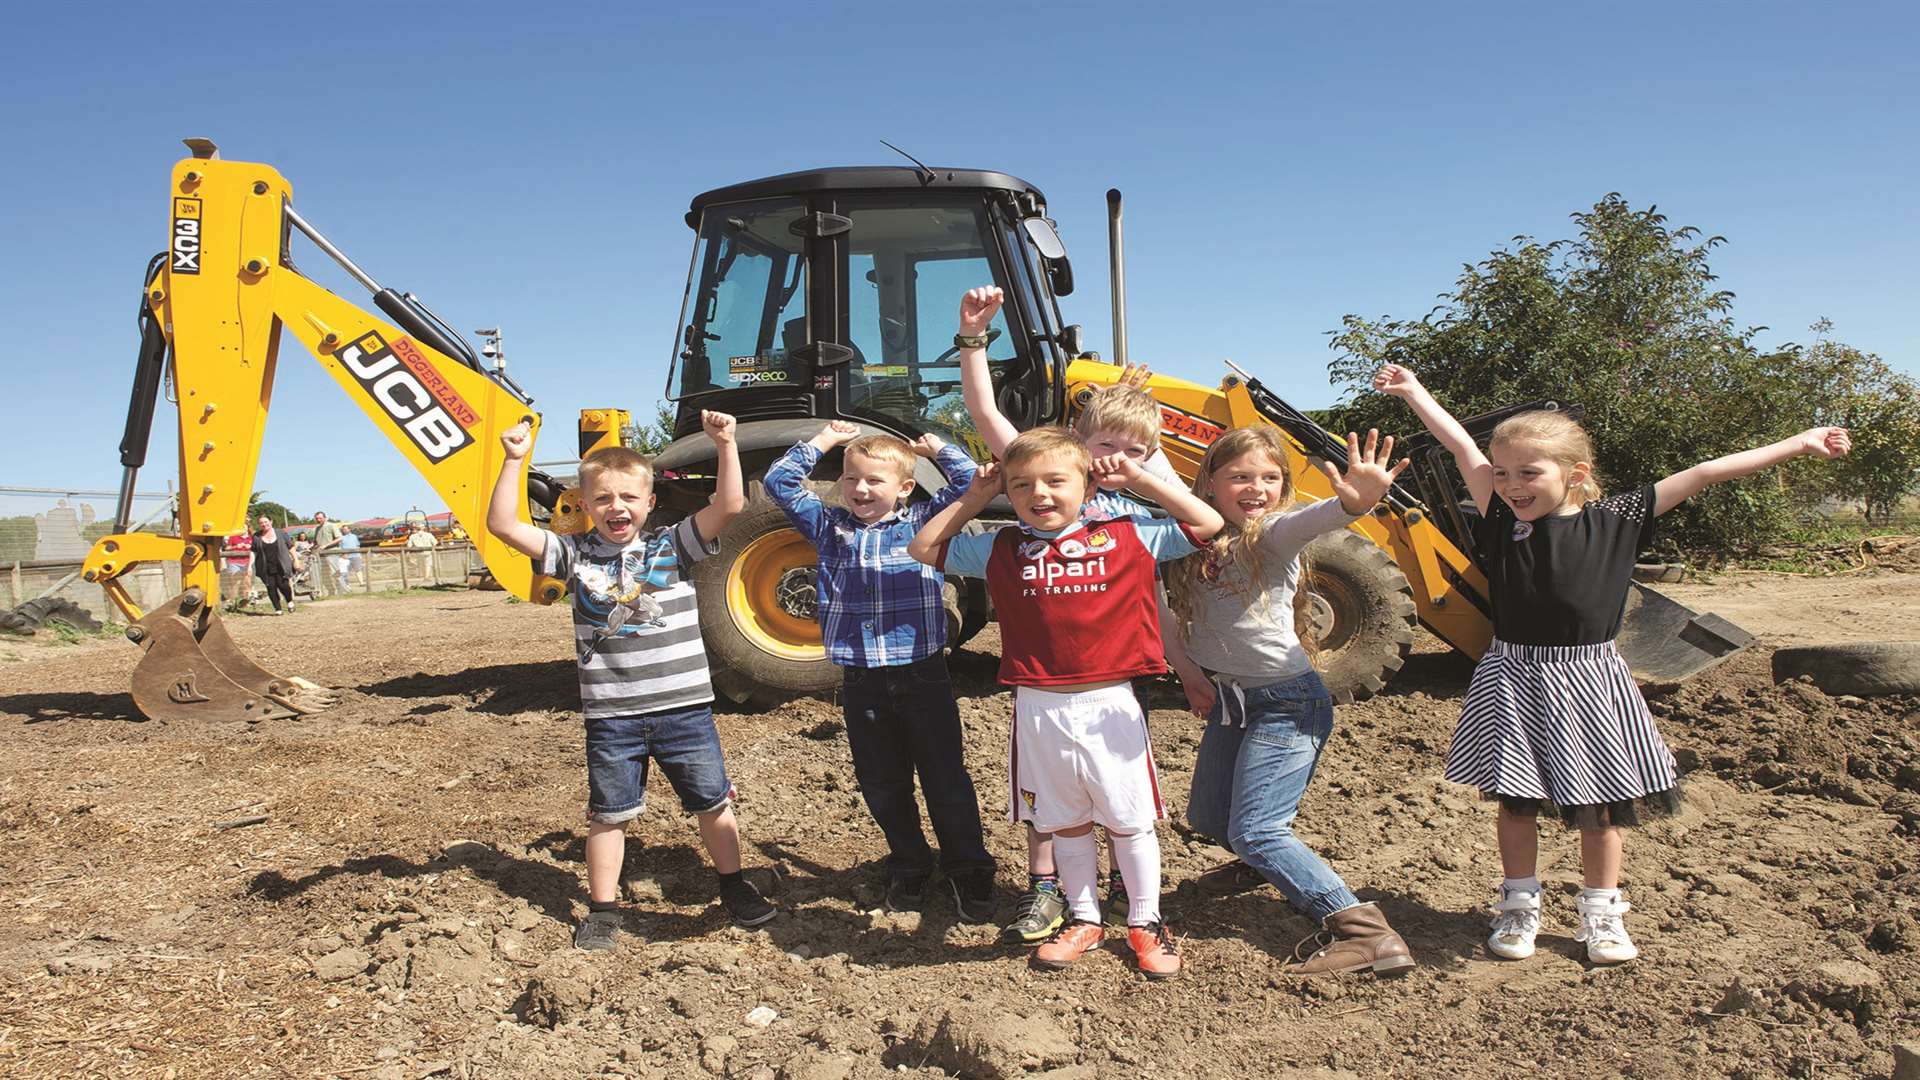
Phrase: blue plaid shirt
[{"left": 764, "top": 441, "right": 978, "bottom": 668}]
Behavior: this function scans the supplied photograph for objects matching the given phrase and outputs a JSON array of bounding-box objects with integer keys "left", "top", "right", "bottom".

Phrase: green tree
[
  {"left": 622, "top": 403, "right": 679, "bottom": 455},
  {"left": 1325, "top": 194, "right": 1851, "bottom": 557},
  {"left": 1789, "top": 321, "right": 1920, "bottom": 525},
  {"left": 243, "top": 491, "right": 298, "bottom": 529}
]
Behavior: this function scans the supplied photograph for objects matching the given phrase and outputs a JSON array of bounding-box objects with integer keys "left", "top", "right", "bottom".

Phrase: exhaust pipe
[{"left": 1106, "top": 188, "right": 1127, "bottom": 366}]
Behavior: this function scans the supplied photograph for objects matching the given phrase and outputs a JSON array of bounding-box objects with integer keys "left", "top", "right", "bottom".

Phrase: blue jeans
[
  {"left": 584, "top": 706, "right": 735, "bottom": 824},
  {"left": 1186, "top": 670, "right": 1360, "bottom": 923},
  {"left": 841, "top": 654, "right": 993, "bottom": 879}
]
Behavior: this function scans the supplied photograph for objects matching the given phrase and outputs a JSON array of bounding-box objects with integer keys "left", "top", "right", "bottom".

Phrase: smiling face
[
  {"left": 1489, "top": 439, "right": 1589, "bottom": 520},
  {"left": 1004, "top": 449, "right": 1089, "bottom": 532},
  {"left": 1207, "top": 447, "right": 1292, "bottom": 528},
  {"left": 256, "top": 516, "right": 272, "bottom": 531},
  {"left": 581, "top": 465, "right": 656, "bottom": 544},
  {"left": 839, "top": 450, "right": 915, "bottom": 523}
]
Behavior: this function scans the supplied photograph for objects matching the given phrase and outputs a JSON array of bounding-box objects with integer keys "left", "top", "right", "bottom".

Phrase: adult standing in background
[
  {"left": 310, "top": 512, "right": 346, "bottom": 597},
  {"left": 338, "top": 527, "right": 362, "bottom": 591},
  {"left": 252, "top": 514, "right": 296, "bottom": 614}
]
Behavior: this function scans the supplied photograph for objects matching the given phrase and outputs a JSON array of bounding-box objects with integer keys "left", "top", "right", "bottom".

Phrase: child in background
[
  {"left": 1161, "top": 426, "right": 1417, "bottom": 975},
  {"left": 486, "top": 412, "right": 776, "bottom": 951},
  {"left": 1377, "top": 363, "right": 1851, "bottom": 963},
  {"left": 955, "top": 284, "right": 1178, "bottom": 943},
  {"left": 910, "top": 428, "right": 1224, "bottom": 979},
  {"left": 763, "top": 420, "right": 998, "bottom": 921}
]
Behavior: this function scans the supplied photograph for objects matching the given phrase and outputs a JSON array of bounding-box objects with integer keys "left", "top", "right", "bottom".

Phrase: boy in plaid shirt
[{"left": 764, "top": 421, "right": 997, "bottom": 921}]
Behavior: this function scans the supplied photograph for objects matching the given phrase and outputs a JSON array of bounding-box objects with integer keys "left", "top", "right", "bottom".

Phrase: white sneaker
[
  {"left": 1487, "top": 886, "right": 1541, "bottom": 960},
  {"left": 1575, "top": 893, "right": 1638, "bottom": 964}
]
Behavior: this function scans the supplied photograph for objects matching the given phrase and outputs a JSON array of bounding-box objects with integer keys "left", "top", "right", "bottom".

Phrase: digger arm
[
  {"left": 1062, "top": 357, "right": 1494, "bottom": 659},
  {"left": 84, "top": 147, "right": 565, "bottom": 619}
]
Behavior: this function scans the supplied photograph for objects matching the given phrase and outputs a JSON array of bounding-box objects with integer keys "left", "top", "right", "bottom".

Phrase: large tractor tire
[
  {"left": 692, "top": 498, "right": 840, "bottom": 705},
  {"left": 1299, "top": 529, "right": 1418, "bottom": 704}
]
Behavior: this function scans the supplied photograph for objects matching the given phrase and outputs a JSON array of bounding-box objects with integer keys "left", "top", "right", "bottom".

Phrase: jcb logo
[
  {"left": 171, "top": 198, "right": 202, "bottom": 275},
  {"left": 334, "top": 331, "right": 475, "bottom": 462}
]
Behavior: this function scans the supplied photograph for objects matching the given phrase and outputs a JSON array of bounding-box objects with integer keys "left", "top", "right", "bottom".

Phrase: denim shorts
[{"left": 584, "top": 705, "right": 735, "bottom": 824}]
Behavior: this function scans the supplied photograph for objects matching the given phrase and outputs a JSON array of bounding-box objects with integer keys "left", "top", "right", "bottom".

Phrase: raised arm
[
  {"left": 908, "top": 462, "right": 1001, "bottom": 566},
  {"left": 487, "top": 420, "right": 547, "bottom": 558},
  {"left": 691, "top": 410, "right": 746, "bottom": 541},
  {"left": 1373, "top": 364, "right": 1493, "bottom": 514},
  {"left": 1093, "top": 454, "right": 1225, "bottom": 540},
  {"left": 956, "top": 287, "right": 1021, "bottom": 457},
  {"left": 1653, "top": 427, "right": 1850, "bottom": 516},
  {"left": 764, "top": 421, "right": 858, "bottom": 545}
]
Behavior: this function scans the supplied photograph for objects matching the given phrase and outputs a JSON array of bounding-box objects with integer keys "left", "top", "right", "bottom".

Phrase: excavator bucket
[
  {"left": 1615, "top": 582, "right": 1756, "bottom": 690},
  {"left": 125, "top": 588, "right": 339, "bottom": 723}
]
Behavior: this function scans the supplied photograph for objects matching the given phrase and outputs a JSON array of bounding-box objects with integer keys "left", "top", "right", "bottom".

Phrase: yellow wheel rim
[{"left": 725, "top": 530, "right": 825, "bottom": 662}]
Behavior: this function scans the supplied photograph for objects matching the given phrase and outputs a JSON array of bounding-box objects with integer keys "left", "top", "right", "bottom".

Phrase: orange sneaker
[
  {"left": 1032, "top": 920, "right": 1106, "bottom": 970},
  {"left": 1127, "top": 921, "right": 1183, "bottom": 980}
]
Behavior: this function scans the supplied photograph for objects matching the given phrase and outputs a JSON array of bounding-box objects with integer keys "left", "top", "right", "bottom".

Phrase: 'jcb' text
[{"left": 335, "top": 332, "right": 475, "bottom": 462}]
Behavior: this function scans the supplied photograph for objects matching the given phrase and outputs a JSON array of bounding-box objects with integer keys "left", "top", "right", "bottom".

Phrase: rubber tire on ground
[
  {"left": 0, "top": 597, "right": 101, "bottom": 636},
  {"left": 692, "top": 496, "right": 840, "bottom": 706},
  {"left": 1300, "top": 529, "right": 1418, "bottom": 704},
  {"left": 1770, "top": 641, "right": 1920, "bottom": 696}
]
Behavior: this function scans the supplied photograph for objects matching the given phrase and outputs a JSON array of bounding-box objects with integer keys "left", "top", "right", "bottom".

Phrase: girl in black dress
[{"left": 1376, "top": 363, "right": 1850, "bottom": 965}]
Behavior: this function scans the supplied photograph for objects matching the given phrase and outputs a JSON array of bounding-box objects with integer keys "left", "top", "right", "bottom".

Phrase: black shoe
[
  {"left": 885, "top": 873, "right": 930, "bottom": 913},
  {"left": 720, "top": 876, "right": 777, "bottom": 927},
  {"left": 948, "top": 869, "right": 998, "bottom": 924},
  {"left": 574, "top": 908, "right": 622, "bottom": 952}
]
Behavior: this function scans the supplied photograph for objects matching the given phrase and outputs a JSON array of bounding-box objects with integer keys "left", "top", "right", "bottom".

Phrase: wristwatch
[{"left": 953, "top": 331, "right": 991, "bottom": 349}]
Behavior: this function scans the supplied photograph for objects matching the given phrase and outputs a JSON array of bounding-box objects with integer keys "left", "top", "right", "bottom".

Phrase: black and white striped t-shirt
[{"left": 539, "top": 517, "right": 717, "bottom": 718}]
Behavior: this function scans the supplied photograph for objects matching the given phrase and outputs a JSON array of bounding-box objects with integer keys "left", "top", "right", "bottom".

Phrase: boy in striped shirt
[
  {"left": 487, "top": 411, "right": 776, "bottom": 952},
  {"left": 764, "top": 421, "right": 997, "bottom": 921}
]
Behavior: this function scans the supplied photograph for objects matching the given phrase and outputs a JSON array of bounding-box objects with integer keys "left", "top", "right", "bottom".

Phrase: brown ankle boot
[{"left": 1284, "top": 902, "right": 1416, "bottom": 976}]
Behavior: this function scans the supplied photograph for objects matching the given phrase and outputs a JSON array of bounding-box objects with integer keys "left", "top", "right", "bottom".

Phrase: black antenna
[{"left": 879, "top": 140, "right": 936, "bottom": 185}]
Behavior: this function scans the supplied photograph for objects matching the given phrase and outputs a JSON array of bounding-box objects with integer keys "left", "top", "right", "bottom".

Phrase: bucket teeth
[{"left": 125, "top": 588, "right": 331, "bottom": 723}]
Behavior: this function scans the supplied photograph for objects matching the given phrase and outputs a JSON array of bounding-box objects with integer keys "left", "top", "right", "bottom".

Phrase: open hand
[
  {"left": 701, "top": 410, "right": 737, "bottom": 445},
  {"left": 965, "top": 461, "right": 1004, "bottom": 503},
  {"left": 1091, "top": 452, "right": 1143, "bottom": 491},
  {"left": 1372, "top": 364, "right": 1423, "bottom": 399},
  {"left": 1318, "top": 429, "right": 1409, "bottom": 514},
  {"left": 500, "top": 419, "right": 534, "bottom": 461},
  {"left": 911, "top": 433, "right": 946, "bottom": 458},
  {"left": 1117, "top": 363, "right": 1155, "bottom": 391},
  {"left": 959, "top": 287, "right": 1004, "bottom": 335},
  {"left": 1799, "top": 427, "right": 1851, "bottom": 459}
]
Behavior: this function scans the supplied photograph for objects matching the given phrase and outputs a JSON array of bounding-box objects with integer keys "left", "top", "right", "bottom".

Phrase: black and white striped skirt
[{"left": 1444, "top": 639, "right": 1681, "bottom": 828}]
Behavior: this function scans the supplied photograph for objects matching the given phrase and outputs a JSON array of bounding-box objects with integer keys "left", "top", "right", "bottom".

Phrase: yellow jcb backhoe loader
[{"left": 78, "top": 143, "right": 1750, "bottom": 724}]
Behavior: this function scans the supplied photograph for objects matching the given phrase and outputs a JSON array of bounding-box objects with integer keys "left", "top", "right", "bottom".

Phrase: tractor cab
[{"left": 661, "top": 167, "right": 1080, "bottom": 463}]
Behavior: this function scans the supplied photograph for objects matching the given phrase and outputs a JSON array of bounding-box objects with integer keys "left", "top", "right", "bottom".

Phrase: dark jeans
[{"left": 842, "top": 654, "right": 992, "bottom": 879}]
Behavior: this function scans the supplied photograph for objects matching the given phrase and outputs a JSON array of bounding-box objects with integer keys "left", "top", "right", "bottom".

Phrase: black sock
[
  {"left": 588, "top": 898, "right": 619, "bottom": 913},
  {"left": 718, "top": 870, "right": 744, "bottom": 888}
]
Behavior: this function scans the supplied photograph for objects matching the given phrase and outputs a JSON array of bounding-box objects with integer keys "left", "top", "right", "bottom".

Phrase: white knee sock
[
  {"left": 1053, "top": 831, "right": 1101, "bottom": 924},
  {"left": 1110, "top": 828, "right": 1163, "bottom": 926}
]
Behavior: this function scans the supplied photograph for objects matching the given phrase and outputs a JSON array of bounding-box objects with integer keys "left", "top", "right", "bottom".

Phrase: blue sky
[{"left": 3, "top": 1, "right": 1913, "bottom": 522}]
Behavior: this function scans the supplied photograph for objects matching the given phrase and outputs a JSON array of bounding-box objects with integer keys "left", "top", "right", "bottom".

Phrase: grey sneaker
[
  {"left": 885, "top": 873, "right": 930, "bottom": 913},
  {"left": 1102, "top": 868, "right": 1130, "bottom": 929},
  {"left": 574, "top": 908, "right": 621, "bottom": 952},
  {"left": 1002, "top": 881, "right": 1067, "bottom": 945},
  {"left": 721, "top": 876, "right": 777, "bottom": 927}
]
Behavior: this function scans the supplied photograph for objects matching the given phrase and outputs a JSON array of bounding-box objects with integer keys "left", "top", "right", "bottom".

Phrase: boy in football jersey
[{"left": 908, "top": 428, "right": 1223, "bottom": 979}]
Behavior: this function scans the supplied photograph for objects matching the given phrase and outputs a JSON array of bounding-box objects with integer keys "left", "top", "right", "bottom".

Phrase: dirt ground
[{"left": 1, "top": 570, "right": 1916, "bottom": 1080}]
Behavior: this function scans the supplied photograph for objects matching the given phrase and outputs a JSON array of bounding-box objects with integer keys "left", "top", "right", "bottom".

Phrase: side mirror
[
  {"left": 1058, "top": 324, "right": 1085, "bottom": 358},
  {"left": 1023, "top": 218, "right": 1075, "bottom": 297}
]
